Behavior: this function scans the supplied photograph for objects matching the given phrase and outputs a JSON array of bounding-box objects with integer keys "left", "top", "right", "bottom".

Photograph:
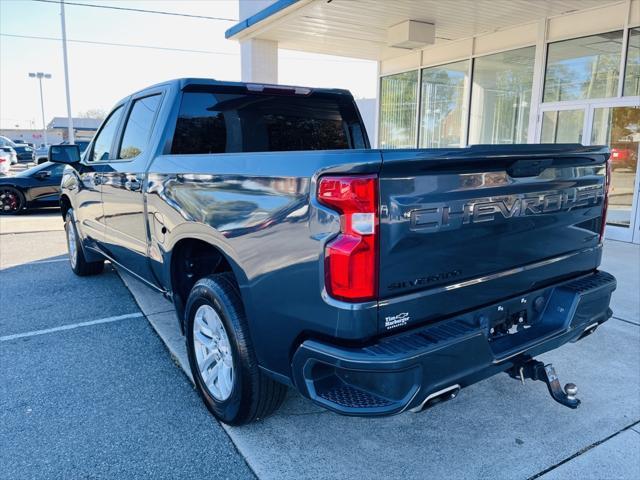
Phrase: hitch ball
[{"left": 564, "top": 383, "right": 578, "bottom": 400}]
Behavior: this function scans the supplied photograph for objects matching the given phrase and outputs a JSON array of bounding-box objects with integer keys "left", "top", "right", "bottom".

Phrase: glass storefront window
[
  {"left": 469, "top": 46, "right": 535, "bottom": 144},
  {"left": 379, "top": 71, "right": 418, "bottom": 148},
  {"left": 624, "top": 27, "right": 640, "bottom": 96},
  {"left": 544, "top": 31, "right": 623, "bottom": 102},
  {"left": 418, "top": 60, "right": 469, "bottom": 148},
  {"left": 591, "top": 106, "right": 639, "bottom": 228},
  {"left": 540, "top": 109, "right": 585, "bottom": 143}
]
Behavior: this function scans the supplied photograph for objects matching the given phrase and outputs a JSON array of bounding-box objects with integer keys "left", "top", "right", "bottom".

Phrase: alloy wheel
[
  {"left": 193, "top": 304, "right": 234, "bottom": 401},
  {"left": 66, "top": 220, "right": 78, "bottom": 269},
  {"left": 0, "top": 188, "right": 20, "bottom": 213}
]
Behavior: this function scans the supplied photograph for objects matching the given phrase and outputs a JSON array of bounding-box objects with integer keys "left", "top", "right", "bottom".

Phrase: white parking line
[{"left": 0, "top": 312, "right": 144, "bottom": 342}]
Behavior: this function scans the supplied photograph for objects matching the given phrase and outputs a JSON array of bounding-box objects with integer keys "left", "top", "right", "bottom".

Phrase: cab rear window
[{"left": 171, "top": 88, "right": 366, "bottom": 154}]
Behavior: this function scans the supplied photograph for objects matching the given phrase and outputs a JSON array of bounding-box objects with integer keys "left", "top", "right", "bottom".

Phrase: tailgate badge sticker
[{"left": 385, "top": 312, "right": 410, "bottom": 330}]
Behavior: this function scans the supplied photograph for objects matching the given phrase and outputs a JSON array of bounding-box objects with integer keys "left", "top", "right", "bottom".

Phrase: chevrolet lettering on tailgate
[{"left": 410, "top": 185, "right": 604, "bottom": 233}]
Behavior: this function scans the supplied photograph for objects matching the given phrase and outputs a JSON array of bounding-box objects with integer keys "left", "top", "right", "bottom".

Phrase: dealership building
[{"left": 226, "top": 0, "right": 640, "bottom": 243}]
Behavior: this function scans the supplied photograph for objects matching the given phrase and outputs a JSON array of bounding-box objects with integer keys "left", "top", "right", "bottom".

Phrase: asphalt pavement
[{"left": 0, "top": 213, "right": 254, "bottom": 480}]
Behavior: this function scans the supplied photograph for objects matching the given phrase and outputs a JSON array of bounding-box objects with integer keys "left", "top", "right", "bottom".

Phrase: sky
[{"left": 0, "top": 0, "right": 377, "bottom": 129}]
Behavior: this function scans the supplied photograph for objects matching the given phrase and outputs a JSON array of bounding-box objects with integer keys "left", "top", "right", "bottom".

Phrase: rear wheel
[
  {"left": 185, "top": 273, "right": 287, "bottom": 425},
  {"left": 65, "top": 210, "right": 104, "bottom": 276},
  {"left": 0, "top": 187, "right": 24, "bottom": 214}
]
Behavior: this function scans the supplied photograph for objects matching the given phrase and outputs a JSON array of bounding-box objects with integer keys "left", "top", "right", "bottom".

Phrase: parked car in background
[
  {"left": 0, "top": 161, "right": 65, "bottom": 213},
  {"left": 610, "top": 145, "right": 637, "bottom": 171},
  {"left": 13, "top": 140, "right": 36, "bottom": 148},
  {"left": 34, "top": 140, "right": 91, "bottom": 164},
  {"left": 33, "top": 144, "right": 49, "bottom": 164},
  {"left": 0, "top": 150, "right": 12, "bottom": 175},
  {"left": 0, "top": 146, "right": 18, "bottom": 165},
  {"left": 0, "top": 135, "right": 17, "bottom": 148},
  {"left": 13, "top": 144, "right": 34, "bottom": 162},
  {"left": 53, "top": 79, "right": 616, "bottom": 425}
]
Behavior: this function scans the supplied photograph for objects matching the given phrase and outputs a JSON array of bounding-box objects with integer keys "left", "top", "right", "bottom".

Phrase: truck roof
[{"left": 117, "top": 78, "right": 353, "bottom": 106}]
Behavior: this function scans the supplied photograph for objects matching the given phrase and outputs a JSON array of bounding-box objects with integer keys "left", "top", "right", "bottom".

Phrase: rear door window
[
  {"left": 118, "top": 94, "right": 162, "bottom": 159},
  {"left": 171, "top": 88, "right": 366, "bottom": 154}
]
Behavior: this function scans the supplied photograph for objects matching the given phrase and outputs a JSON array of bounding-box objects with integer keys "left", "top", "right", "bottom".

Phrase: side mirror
[
  {"left": 34, "top": 170, "right": 51, "bottom": 179},
  {"left": 49, "top": 144, "right": 80, "bottom": 164}
]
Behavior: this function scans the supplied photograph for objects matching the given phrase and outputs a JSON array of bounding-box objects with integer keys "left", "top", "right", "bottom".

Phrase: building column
[
  {"left": 527, "top": 18, "right": 548, "bottom": 143},
  {"left": 240, "top": 38, "right": 278, "bottom": 83}
]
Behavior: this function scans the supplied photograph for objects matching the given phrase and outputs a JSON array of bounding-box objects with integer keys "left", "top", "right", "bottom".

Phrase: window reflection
[
  {"left": 591, "top": 106, "right": 639, "bottom": 228},
  {"left": 540, "top": 109, "right": 585, "bottom": 143},
  {"left": 419, "top": 60, "right": 469, "bottom": 148},
  {"left": 469, "top": 46, "right": 535, "bottom": 144},
  {"left": 544, "top": 31, "right": 623, "bottom": 102},
  {"left": 624, "top": 28, "right": 640, "bottom": 96},
  {"left": 379, "top": 71, "right": 419, "bottom": 148}
]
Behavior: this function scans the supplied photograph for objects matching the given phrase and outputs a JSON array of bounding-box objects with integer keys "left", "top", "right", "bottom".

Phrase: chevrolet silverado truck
[{"left": 51, "top": 78, "right": 616, "bottom": 425}]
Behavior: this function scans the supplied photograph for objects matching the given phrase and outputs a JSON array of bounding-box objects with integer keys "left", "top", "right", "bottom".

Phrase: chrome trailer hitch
[{"left": 509, "top": 358, "right": 580, "bottom": 409}]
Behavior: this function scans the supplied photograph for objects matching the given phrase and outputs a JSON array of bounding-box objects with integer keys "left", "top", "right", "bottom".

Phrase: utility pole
[
  {"left": 28, "top": 72, "right": 51, "bottom": 146},
  {"left": 60, "top": 0, "right": 75, "bottom": 143}
]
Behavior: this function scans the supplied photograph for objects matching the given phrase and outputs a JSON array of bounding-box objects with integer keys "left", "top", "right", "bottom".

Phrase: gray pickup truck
[{"left": 51, "top": 78, "right": 616, "bottom": 425}]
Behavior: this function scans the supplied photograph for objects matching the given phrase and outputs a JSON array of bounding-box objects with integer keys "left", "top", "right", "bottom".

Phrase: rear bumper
[{"left": 291, "top": 270, "right": 616, "bottom": 416}]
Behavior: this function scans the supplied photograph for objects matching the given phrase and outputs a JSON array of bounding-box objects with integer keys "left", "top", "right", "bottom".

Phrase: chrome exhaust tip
[
  {"left": 578, "top": 322, "right": 599, "bottom": 340},
  {"left": 410, "top": 384, "right": 461, "bottom": 413}
]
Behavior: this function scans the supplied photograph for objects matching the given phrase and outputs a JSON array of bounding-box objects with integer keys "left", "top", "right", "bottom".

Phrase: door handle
[{"left": 125, "top": 179, "right": 141, "bottom": 191}]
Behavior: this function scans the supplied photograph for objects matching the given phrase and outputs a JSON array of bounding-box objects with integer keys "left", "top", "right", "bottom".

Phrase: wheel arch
[
  {"left": 59, "top": 194, "right": 72, "bottom": 220},
  {"left": 166, "top": 230, "right": 248, "bottom": 333}
]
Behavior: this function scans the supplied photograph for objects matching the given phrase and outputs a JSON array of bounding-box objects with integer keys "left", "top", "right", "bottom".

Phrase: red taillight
[
  {"left": 318, "top": 175, "right": 378, "bottom": 302},
  {"left": 600, "top": 158, "right": 611, "bottom": 242}
]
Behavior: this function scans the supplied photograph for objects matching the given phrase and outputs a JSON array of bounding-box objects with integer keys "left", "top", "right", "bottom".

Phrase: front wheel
[
  {"left": 185, "top": 273, "right": 287, "bottom": 425},
  {"left": 65, "top": 210, "right": 104, "bottom": 276},
  {"left": 0, "top": 187, "right": 25, "bottom": 214}
]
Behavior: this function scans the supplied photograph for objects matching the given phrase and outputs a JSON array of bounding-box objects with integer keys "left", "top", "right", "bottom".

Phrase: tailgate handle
[{"left": 507, "top": 159, "right": 553, "bottom": 178}]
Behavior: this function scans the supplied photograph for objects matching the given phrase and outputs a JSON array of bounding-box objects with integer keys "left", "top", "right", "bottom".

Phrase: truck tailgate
[{"left": 377, "top": 145, "right": 609, "bottom": 333}]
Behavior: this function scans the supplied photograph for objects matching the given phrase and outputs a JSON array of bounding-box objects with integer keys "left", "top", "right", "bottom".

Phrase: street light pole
[
  {"left": 28, "top": 72, "right": 52, "bottom": 146},
  {"left": 60, "top": 0, "right": 75, "bottom": 144}
]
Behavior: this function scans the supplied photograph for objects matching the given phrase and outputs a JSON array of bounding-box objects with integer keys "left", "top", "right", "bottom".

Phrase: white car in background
[
  {"left": 0, "top": 146, "right": 18, "bottom": 165},
  {"left": 33, "top": 144, "right": 50, "bottom": 164},
  {"left": 0, "top": 150, "right": 12, "bottom": 175}
]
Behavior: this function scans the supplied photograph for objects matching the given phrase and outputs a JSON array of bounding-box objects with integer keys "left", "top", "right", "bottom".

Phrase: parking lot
[
  {"left": 0, "top": 213, "right": 253, "bottom": 479},
  {"left": 1, "top": 211, "right": 639, "bottom": 480}
]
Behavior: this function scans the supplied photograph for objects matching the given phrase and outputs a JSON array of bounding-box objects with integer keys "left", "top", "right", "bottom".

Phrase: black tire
[
  {"left": 65, "top": 210, "right": 104, "bottom": 276},
  {"left": 0, "top": 187, "right": 25, "bottom": 214},
  {"left": 185, "top": 273, "right": 287, "bottom": 425}
]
